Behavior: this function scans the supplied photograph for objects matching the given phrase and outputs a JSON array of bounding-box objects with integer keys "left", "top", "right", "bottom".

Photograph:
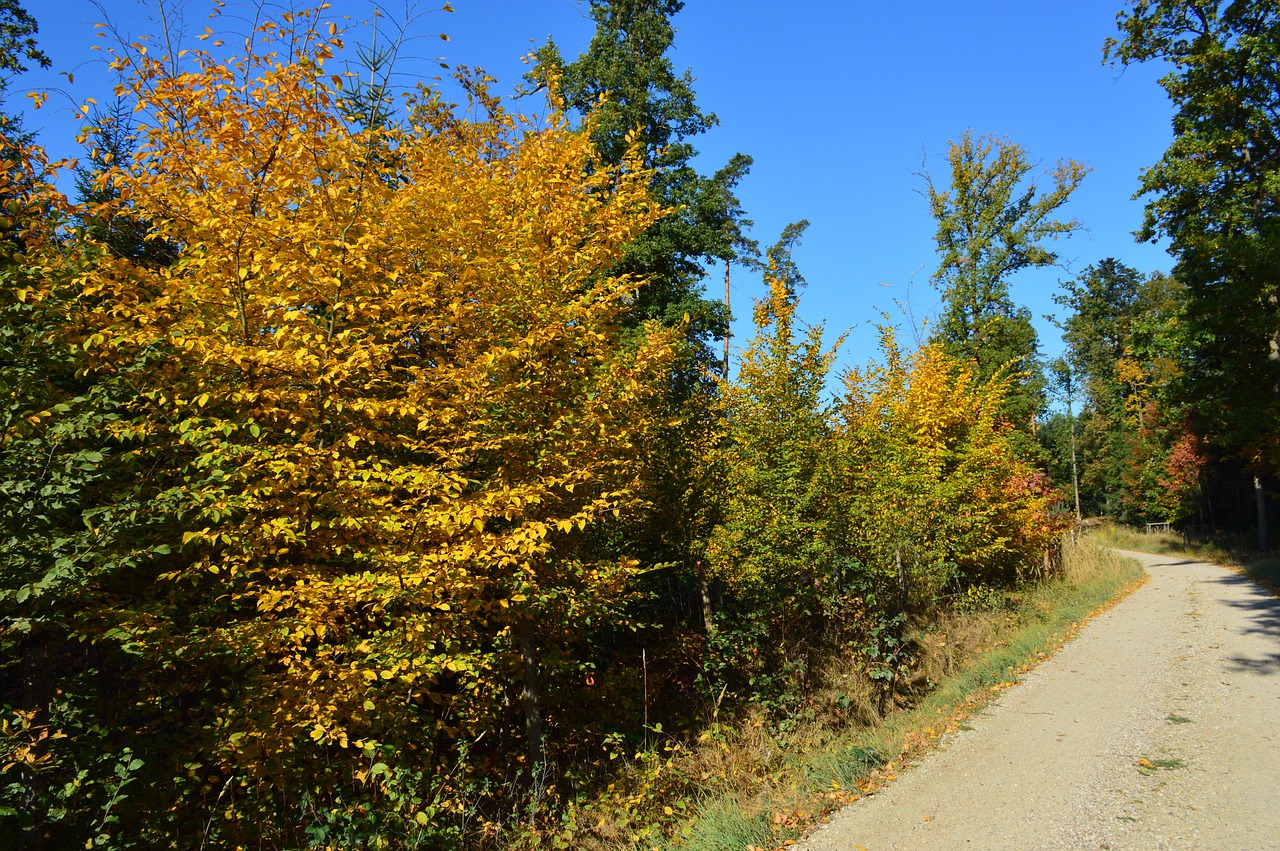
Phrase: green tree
[
  {"left": 1054, "top": 259, "right": 1146, "bottom": 517},
  {"left": 1107, "top": 0, "right": 1280, "bottom": 545},
  {"left": 532, "top": 0, "right": 756, "bottom": 376},
  {"left": 1046, "top": 356, "right": 1082, "bottom": 520},
  {"left": 531, "top": 0, "right": 759, "bottom": 638},
  {"left": 921, "top": 130, "right": 1088, "bottom": 441},
  {"left": 1054, "top": 260, "right": 1197, "bottom": 522},
  {"left": 766, "top": 218, "right": 810, "bottom": 301},
  {"left": 0, "top": 0, "right": 47, "bottom": 77},
  {"left": 1055, "top": 259, "right": 1144, "bottom": 414},
  {"left": 0, "top": 161, "right": 171, "bottom": 848}
]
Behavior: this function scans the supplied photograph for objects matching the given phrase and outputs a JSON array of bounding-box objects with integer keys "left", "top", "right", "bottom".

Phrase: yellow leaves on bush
[
  {"left": 837, "top": 330, "right": 1067, "bottom": 592},
  {"left": 68, "top": 9, "right": 676, "bottom": 801}
]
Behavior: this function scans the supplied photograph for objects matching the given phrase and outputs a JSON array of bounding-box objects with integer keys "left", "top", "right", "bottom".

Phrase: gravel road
[{"left": 800, "top": 550, "right": 1280, "bottom": 850}]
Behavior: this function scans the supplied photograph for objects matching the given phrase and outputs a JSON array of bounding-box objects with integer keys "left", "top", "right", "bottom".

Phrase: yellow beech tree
[
  {"left": 19, "top": 8, "right": 674, "bottom": 846},
  {"left": 835, "top": 332, "right": 1067, "bottom": 609},
  {"left": 701, "top": 236, "right": 842, "bottom": 707}
]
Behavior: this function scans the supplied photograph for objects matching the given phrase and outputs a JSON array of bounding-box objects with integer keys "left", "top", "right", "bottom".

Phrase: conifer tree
[{"left": 531, "top": 0, "right": 756, "bottom": 377}]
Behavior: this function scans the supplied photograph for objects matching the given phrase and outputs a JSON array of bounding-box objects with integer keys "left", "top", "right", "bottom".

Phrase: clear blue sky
[{"left": 16, "top": 0, "right": 1174, "bottom": 384}]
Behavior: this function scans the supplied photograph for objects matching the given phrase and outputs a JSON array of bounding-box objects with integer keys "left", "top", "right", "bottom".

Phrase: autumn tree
[
  {"left": 835, "top": 334, "right": 1067, "bottom": 607},
  {"left": 704, "top": 223, "right": 839, "bottom": 700},
  {"left": 3, "top": 6, "right": 677, "bottom": 845},
  {"left": 1107, "top": 0, "right": 1280, "bottom": 546},
  {"left": 0, "top": 0, "right": 48, "bottom": 218},
  {"left": 921, "top": 130, "right": 1088, "bottom": 442}
]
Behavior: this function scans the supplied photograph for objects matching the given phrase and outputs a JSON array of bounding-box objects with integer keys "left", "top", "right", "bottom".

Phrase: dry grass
[
  {"left": 1063, "top": 532, "right": 1133, "bottom": 583},
  {"left": 524, "top": 535, "right": 1142, "bottom": 850}
]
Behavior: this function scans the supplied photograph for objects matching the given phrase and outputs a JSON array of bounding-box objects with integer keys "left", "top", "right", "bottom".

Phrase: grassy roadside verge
[
  {"left": 1095, "top": 524, "right": 1280, "bottom": 596},
  {"left": 541, "top": 537, "right": 1144, "bottom": 850}
]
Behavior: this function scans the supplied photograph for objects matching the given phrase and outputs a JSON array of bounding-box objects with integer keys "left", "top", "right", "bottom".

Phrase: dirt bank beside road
[{"left": 801, "top": 550, "right": 1280, "bottom": 850}]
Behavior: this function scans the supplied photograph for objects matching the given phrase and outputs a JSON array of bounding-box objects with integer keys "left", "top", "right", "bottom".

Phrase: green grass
[
  {"left": 1137, "top": 757, "right": 1185, "bottom": 775},
  {"left": 675, "top": 800, "right": 773, "bottom": 851}
]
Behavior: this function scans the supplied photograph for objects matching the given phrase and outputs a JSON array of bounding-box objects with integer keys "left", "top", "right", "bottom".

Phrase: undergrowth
[{"left": 507, "top": 536, "right": 1142, "bottom": 850}]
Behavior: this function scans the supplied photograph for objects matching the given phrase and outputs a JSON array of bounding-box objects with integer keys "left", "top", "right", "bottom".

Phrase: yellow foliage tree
[
  {"left": 706, "top": 260, "right": 837, "bottom": 608},
  {"left": 836, "top": 331, "right": 1067, "bottom": 608},
  {"left": 53, "top": 8, "right": 673, "bottom": 842}
]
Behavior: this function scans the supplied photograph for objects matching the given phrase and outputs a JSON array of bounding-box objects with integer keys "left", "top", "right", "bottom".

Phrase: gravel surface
[{"left": 800, "top": 550, "right": 1280, "bottom": 850}]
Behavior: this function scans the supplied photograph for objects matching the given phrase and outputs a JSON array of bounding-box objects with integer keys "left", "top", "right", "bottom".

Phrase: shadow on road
[{"left": 1208, "top": 571, "right": 1280, "bottom": 676}]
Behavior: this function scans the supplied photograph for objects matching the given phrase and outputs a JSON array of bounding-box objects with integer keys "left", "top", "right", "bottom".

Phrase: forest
[{"left": 0, "top": 0, "right": 1276, "bottom": 848}]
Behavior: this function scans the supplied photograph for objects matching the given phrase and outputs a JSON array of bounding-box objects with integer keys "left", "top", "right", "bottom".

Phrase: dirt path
[{"left": 800, "top": 550, "right": 1280, "bottom": 850}]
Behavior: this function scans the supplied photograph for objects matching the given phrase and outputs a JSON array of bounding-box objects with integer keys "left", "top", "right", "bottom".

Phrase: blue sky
[{"left": 15, "top": 0, "right": 1175, "bottom": 383}]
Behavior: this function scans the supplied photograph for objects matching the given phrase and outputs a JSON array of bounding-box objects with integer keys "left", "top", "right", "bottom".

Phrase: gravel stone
[{"left": 799, "top": 550, "right": 1280, "bottom": 850}]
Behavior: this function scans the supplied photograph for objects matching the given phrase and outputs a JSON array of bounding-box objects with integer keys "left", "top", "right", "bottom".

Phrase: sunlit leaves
[
  {"left": 13, "top": 7, "right": 674, "bottom": 842},
  {"left": 706, "top": 246, "right": 837, "bottom": 605},
  {"left": 836, "top": 331, "right": 1068, "bottom": 599}
]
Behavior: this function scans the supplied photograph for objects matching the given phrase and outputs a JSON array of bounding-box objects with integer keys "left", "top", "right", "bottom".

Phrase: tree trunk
[
  {"left": 16, "top": 642, "right": 49, "bottom": 851},
  {"left": 1256, "top": 475, "right": 1269, "bottom": 552},
  {"left": 697, "top": 560, "right": 716, "bottom": 636},
  {"left": 724, "top": 259, "right": 731, "bottom": 380},
  {"left": 519, "top": 619, "right": 545, "bottom": 769},
  {"left": 896, "top": 549, "right": 908, "bottom": 614},
  {"left": 1068, "top": 398, "right": 1081, "bottom": 521}
]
